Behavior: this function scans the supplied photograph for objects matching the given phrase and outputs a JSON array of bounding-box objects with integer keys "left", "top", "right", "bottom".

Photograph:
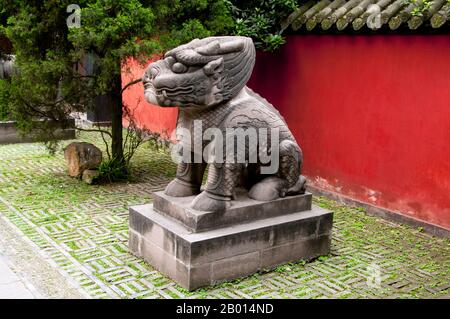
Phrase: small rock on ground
[{"left": 64, "top": 142, "right": 102, "bottom": 178}]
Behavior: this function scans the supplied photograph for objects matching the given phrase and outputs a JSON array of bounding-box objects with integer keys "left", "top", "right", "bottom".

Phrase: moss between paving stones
[{"left": 0, "top": 131, "right": 449, "bottom": 299}]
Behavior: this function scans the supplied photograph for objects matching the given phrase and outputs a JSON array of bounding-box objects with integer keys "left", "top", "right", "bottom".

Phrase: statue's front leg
[
  {"left": 191, "top": 162, "right": 242, "bottom": 212},
  {"left": 165, "top": 153, "right": 206, "bottom": 197}
]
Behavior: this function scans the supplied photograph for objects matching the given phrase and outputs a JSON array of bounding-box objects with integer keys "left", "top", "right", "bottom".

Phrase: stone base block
[
  {"left": 129, "top": 197, "right": 333, "bottom": 291},
  {"left": 153, "top": 190, "right": 313, "bottom": 232}
]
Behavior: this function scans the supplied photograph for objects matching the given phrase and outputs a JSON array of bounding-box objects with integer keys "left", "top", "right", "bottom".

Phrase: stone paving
[
  {"left": 0, "top": 252, "right": 36, "bottom": 299},
  {"left": 0, "top": 209, "right": 86, "bottom": 299},
  {"left": 0, "top": 132, "right": 448, "bottom": 299}
]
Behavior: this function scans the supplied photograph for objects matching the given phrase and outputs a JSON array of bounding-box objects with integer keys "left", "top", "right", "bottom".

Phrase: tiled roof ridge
[{"left": 285, "top": 0, "right": 450, "bottom": 31}]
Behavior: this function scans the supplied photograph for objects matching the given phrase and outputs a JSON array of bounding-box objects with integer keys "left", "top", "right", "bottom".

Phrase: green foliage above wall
[{"left": 229, "top": 0, "right": 299, "bottom": 51}]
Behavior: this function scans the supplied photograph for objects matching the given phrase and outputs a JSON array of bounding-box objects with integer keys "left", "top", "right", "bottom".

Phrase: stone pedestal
[{"left": 129, "top": 191, "right": 333, "bottom": 291}]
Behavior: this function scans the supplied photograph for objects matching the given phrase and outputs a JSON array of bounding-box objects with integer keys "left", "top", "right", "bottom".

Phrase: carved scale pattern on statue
[{"left": 143, "top": 36, "right": 306, "bottom": 212}]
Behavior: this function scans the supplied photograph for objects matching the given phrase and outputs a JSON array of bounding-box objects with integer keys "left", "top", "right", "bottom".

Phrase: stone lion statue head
[{"left": 143, "top": 36, "right": 256, "bottom": 109}]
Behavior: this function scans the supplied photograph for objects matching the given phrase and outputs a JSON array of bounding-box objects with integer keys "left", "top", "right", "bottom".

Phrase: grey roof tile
[{"left": 286, "top": 0, "right": 450, "bottom": 31}]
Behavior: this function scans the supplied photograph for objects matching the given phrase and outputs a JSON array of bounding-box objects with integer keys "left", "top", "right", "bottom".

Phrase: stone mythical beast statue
[{"left": 143, "top": 36, "right": 306, "bottom": 212}]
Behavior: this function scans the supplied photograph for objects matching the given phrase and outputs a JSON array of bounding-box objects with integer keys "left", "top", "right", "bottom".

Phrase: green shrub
[{"left": 94, "top": 158, "right": 130, "bottom": 184}]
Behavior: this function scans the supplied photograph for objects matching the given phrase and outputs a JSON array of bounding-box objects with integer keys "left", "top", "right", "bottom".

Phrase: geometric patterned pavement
[{"left": 0, "top": 132, "right": 448, "bottom": 299}]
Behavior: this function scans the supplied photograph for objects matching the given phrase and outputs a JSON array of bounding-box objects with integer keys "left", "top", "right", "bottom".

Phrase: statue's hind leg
[
  {"left": 249, "top": 140, "right": 305, "bottom": 201},
  {"left": 248, "top": 176, "right": 288, "bottom": 201}
]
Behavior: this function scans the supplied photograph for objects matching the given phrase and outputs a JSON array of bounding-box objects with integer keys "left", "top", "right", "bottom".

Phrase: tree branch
[{"left": 121, "top": 78, "right": 142, "bottom": 95}]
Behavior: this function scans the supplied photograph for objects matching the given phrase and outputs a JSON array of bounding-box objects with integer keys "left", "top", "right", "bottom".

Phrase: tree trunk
[{"left": 110, "top": 69, "right": 125, "bottom": 167}]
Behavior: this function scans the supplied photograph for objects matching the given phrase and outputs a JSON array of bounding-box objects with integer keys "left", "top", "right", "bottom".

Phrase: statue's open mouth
[{"left": 155, "top": 86, "right": 194, "bottom": 98}]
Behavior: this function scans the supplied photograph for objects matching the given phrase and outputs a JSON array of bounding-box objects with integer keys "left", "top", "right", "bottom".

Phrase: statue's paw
[
  {"left": 248, "top": 176, "right": 286, "bottom": 201},
  {"left": 191, "top": 191, "right": 231, "bottom": 212},
  {"left": 286, "top": 175, "right": 307, "bottom": 196},
  {"left": 165, "top": 178, "right": 200, "bottom": 197}
]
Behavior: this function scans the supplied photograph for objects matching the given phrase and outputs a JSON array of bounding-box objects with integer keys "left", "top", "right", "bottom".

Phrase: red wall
[{"left": 122, "top": 35, "right": 450, "bottom": 230}]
